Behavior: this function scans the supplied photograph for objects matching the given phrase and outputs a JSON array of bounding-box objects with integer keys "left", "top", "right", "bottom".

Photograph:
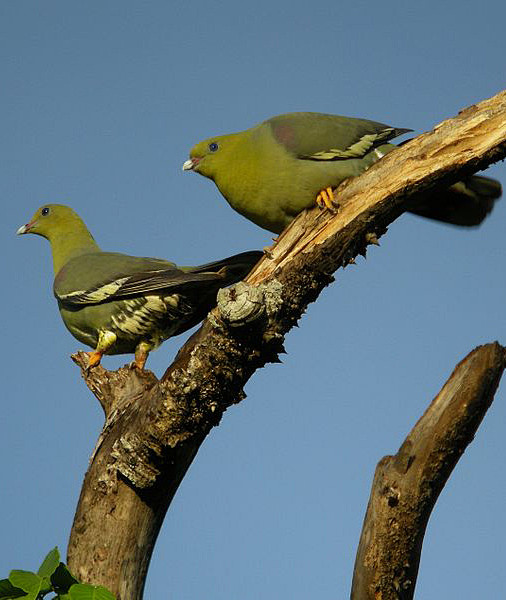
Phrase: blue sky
[{"left": 2, "top": 1, "right": 505, "bottom": 598}]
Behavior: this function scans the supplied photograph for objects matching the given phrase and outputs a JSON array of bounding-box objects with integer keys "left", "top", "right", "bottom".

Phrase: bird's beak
[
  {"left": 16, "top": 217, "right": 37, "bottom": 235},
  {"left": 16, "top": 223, "right": 31, "bottom": 235},
  {"left": 182, "top": 157, "right": 200, "bottom": 171}
]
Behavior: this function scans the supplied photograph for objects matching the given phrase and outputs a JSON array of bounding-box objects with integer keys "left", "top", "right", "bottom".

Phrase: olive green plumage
[
  {"left": 183, "top": 112, "right": 501, "bottom": 233},
  {"left": 18, "top": 204, "right": 261, "bottom": 368}
]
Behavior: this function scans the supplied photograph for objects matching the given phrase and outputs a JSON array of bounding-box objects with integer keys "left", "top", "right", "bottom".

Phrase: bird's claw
[
  {"left": 316, "top": 187, "right": 338, "bottom": 213},
  {"left": 128, "top": 360, "right": 146, "bottom": 371},
  {"left": 85, "top": 351, "right": 103, "bottom": 372}
]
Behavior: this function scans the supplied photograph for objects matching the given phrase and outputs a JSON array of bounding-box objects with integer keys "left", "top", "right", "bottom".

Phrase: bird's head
[
  {"left": 17, "top": 204, "right": 100, "bottom": 275},
  {"left": 182, "top": 133, "right": 240, "bottom": 181},
  {"left": 17, "top": 204, "right": 85, "bottom": 240}
]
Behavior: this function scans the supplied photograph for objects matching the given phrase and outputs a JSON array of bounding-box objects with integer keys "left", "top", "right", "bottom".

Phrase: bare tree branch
[
  {"left": 351, "top": 342, "right": 506, "bottom": 600},
  {"left": 66, "top": 90, "right": 506, "bottom": 600}
]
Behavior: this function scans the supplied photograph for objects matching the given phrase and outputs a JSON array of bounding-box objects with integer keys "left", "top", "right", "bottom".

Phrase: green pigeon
[
  {"left": 17, "top": 204, "right": 261, "bottom": 369},
  {"left": 183, "top": 112, "right": 501, "bottom": 233}
]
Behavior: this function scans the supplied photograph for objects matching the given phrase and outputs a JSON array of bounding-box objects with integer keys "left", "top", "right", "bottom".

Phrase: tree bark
[
  {"left": 351, "top": 342, "right": 506, "bottom": 600},
  {"left": 66, "top": 90, "right": 506, "bottom": 599}
]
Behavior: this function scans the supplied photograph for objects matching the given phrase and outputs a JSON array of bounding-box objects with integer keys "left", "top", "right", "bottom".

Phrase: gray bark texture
[{"left": 66, "top": 90, "right": 506, "bottom": 599}]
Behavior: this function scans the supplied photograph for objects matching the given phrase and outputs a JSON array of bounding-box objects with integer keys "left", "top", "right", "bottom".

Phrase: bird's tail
[
  {"left": 183, "top": 250, "right": 263, "bottom": 282},
  {"left": 406, "top": 175, "right": 501, "bottom": 227}
]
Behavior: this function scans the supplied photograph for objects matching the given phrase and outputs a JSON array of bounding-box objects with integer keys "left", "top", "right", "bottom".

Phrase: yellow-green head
[{"left": 17, "top": 204, "right": 100, "bottom": 275}]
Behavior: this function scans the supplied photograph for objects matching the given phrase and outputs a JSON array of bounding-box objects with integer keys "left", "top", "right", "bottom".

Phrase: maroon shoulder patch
[{"left": 271, "top": 123, "right": 296, "bottom": 152}]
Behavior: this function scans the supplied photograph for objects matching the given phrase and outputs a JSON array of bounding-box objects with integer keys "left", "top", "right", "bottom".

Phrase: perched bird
[
  {"left": 17, "top": 204, "right": 261, "bottom": 369},
  {"left": 183, "top": 112, "right": 501, "bottom": 233}
]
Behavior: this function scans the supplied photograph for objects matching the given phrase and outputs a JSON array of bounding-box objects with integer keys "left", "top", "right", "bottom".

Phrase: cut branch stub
[{"left": 216, "top": 281, "right": 267, "bottom": 325}]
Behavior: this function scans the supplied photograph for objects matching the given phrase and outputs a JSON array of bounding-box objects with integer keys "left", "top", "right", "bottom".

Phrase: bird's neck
[{"left": 49, "top": 229, "right": 101, "bottom": 276}]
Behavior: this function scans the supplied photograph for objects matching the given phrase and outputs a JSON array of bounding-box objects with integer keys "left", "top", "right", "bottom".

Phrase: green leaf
[
  {"left": 0, "top": 578, "right": 26, "bottom": 599},
  {"left": 7, "top": 571, "right": 41, "bottom": 600},
  {"left": 37, "top": 548, "right": 60, "bottom": 578},
  {"left": 68, "top": 583, "right": 116, "bottom": 600},
  {"left": 51, "top": 564, "right": 79, "bottom": 594}
]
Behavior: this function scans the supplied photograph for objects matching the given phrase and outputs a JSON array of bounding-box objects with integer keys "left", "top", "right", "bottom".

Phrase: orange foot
[
  {"left": 86, "top": 351, "right": 103, "bottom": 370},
  {"left": 316, "top": 187, "right": 338, "bottom": 212}
]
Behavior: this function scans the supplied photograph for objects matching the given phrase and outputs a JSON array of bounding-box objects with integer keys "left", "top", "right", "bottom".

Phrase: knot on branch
[
  {"left": 215, "top": 279, "right": 284, "bottom": 327},
  {"left": 216, "top": 281, "right": 265, "bottom": 325}
]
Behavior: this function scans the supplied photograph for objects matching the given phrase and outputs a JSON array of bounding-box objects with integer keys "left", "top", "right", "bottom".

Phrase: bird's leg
[
  {"left": 86, "top": 330, "right": 117, "bottom": 370},
  {"left": 316, "top": 187, "right": 338, "bottom": 212},
  {"left": 132, "top": 341, "right": 151, "bottom": 370}
]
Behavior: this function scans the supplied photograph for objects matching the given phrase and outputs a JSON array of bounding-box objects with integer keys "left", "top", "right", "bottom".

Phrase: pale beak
[
  {"left": 16, "top": 223, "right": 30, "bottom": 235},
  {"left": 182, "top": 157, "right": 200, "bottom": 171}
]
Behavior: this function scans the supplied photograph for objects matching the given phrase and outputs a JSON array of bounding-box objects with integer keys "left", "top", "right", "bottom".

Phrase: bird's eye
[
  {"left": 208, "top": 142, "right": 219, "bottom": 152},
  {"left": 41, "top": 207, "right": 50, "bottom": 216}
]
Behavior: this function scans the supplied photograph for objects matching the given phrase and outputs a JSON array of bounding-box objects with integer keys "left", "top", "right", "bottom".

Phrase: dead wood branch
[
  {"left": 351, "top": 342, "right": 506, "bottom": 600},
  {"left": 66, "top": 90, "right": 506, "bottom": 600}
]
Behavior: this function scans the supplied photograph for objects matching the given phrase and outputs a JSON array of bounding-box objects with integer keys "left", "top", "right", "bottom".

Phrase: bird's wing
[
  {"left": 180, "top": 250, "right": 262, "bottom": 275},
  {"left": 265, "top": 112, "right": 412, "bottom": 161},
  {"left": 54, "top": 251, "right": 262, "bottom": 307},
  {"left": 54, "top": 252, "right": 225, "bottom": 307}
]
